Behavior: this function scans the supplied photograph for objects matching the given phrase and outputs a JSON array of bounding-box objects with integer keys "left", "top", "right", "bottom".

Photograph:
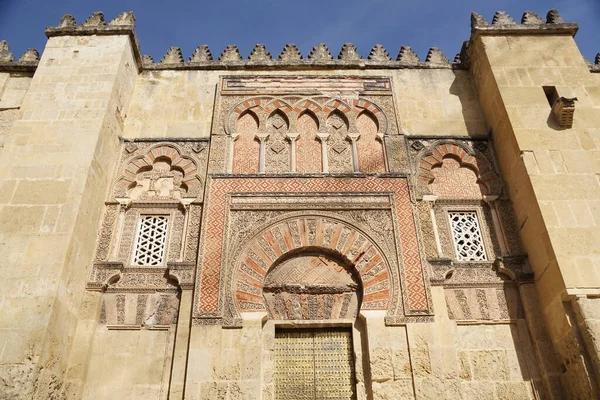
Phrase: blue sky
[{"left": 1, "top": 0, "right": 599, "bottom": 62}]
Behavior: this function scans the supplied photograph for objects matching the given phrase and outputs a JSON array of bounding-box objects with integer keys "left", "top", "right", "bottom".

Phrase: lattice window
[
  {"left": 132, "top": 216, "right": 169, "bottom": 265},
  {"left": 448, "top": 211, "right": 487, "bottom": 261}
]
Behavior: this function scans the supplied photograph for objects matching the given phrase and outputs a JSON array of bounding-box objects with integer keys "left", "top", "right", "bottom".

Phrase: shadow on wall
[{"left": 449, "top": 70, "right": 490, "bottom": 137}]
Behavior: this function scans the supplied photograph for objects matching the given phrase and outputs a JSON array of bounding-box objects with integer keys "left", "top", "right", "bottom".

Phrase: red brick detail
[
  {"left": 356, "top": 111, "right": 386, "bottom": 173},
  {"left": 197, "top": 176, "right": 429, "bottom": 316},
  {"left": 232, "top": 112, "right": 260, "bottom": 174},
  {"left": 296, "top": 112, "right": 322, "bottom": 173},
  {"left": 418, "top": 143, "right": 496, "bottom": 198}
]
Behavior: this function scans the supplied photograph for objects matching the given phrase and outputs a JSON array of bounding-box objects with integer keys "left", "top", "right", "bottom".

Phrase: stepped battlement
[{"left": 1, "top": 9, "right": 599, "bottom": 72}]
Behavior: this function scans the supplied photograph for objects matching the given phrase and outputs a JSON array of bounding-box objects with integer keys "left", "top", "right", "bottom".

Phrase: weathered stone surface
[
  {"left": 190, "top": 45, "right": 212, "bottom": 62},
  {"left": 1, "top": 7, "right": 597, "bottom": 400}
]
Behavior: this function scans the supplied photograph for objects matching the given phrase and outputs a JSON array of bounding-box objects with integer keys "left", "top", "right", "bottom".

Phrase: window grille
[
  {"left": 132, "top": 216, "right": 169, "bottom": 265},
  {"left": 448, "top": 211, "right": 487, "bottom": 261}
]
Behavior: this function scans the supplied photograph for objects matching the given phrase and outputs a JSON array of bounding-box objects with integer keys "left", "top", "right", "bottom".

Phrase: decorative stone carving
[
  {"left": 160, "top": 47, "right": 184, "bottom": 64},
  {"left": 396, "top": 46, "right": 419, "bottom": 64},
  {"left": 190, "top": 45, "right": 212, "bottom": 62},
  {"left": 326, "top": 112, "right": 353, "bottom": 173},
  {"left": 109, "top": 11, "right": 135, "bottom": 26},
  {"left": 219, "top": 45, "right": 243, "bottom": 62},
  {"left": 264, "top": 111, "right": 291, "bottom": 173},
  {"left": 194, "top": 175, "right": 433, "bottom": 327},
  {"left": 222, "top": 93, "right": 396, "bottom": 174},
  {"left": 546, "top": 9, "right": 564, "bottom": 24},
  {"left": 425, "top": 48, "right": 450, "bottom": 65},
  {"left": 263, "top": 254, "right": 360, "bottom": 320},
  {"left": 367, "top": 44, "right": 391, "bottom": 61},
  {"left": 414, "top": 140, "right": 502, "bottom": 198},
  {"left": 491, "top": 11, "right": 516, "bottom": 25},
  {"left": 278, "top": 44, "right": 302, "bottom": 61},
  {"left": 95, "top": 205, "right": 119, "bottom": 262},
  {"left": 445, "top": 286, "right": 524, "bottom": 321},
  {"left": 82, "top": 12, "right": 106, "bottom": 26},
  {"left": 232, "top": 216, "right": 393, "bottom": 317},
  {"left": 338, "top": 43, "right": 361, "bottom": 61},
  {"left": 100, "top": 292, "right": 180, "bottom": 328},
  {"left": 58, "top": 14, "right": 77, "bottom": 28},
  {"left": 0, "top": 41, "right": 14, "bottom": 62},
  {"left": 232, "top": 111, "right": 260, "bottom": 174},
  {"left": 417, "top": 201, "right": 437, "bottom": 259},
  {"left": 385, "top": 135, "right": 409, "bottom": 173},
  {"left": 434, "top": 202, "right": 497, "bottom": 263},
  {"left": 295, "top": 112, "right": 322, "bottom": 173},
  {"left": 113, "top": 142, "right": 207, "bottom": 200},
  {"left": 142, "top": 55, "right": 154, "bottom": 65},
  {"left": 18, "top": 49, "right": 39, "bottom": 63},
  {"left": 308, "top": 43, "right": 333, "bottom": 61},
  {"left": 355, "top": 111, "right": 385, "bottom": 172},
  {"left": 521, "top": 11, "right": 544, "bottom": 25},
  {"left": 184, "top": 205, "right": 202, "bottom": 263},
  {"left": 249, "top": 44, "right": 272, "bottom": 61},
  {"left": 470, "top": 12, "right": 489, "bottom": 29}
]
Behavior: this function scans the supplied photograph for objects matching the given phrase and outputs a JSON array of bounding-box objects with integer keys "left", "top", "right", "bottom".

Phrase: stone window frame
[
  {"left": 447, "top": 210, "right": 487, "bottom": 262},
  {"left": 433, "top": 200, "right": 497, "bottom": 266},
  {"left": 116, "top": 204, "right": 184, "bottom": 268},
  {"left": 260, "top": 316, "right": 369, "bottom": 400},
  {"left": 131, "top": 214, "right": 170, "bottom": 266}
]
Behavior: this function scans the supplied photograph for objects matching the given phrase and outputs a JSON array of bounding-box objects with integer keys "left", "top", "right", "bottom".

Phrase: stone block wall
[
  {"left": 0, "top": 30, "right": 138, "bottom": 398},
  {"left": 2, "top": 8, "right": 599, "bottom": 400}
]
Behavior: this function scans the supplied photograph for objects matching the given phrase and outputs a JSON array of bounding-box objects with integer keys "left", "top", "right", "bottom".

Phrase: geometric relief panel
[
  {"left": 431, "top": 157, "right": 484, "bottom": 199},
  {"left": 194, "top": 176, "right": 429, "bottom": 320},
  {"left": 445, "top": 286, "right": 524, "bottom": 321}
]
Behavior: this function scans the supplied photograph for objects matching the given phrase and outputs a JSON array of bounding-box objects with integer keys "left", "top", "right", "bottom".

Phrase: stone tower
[{"left": 0, "top": 8, "right": 599, "bottom": 400}]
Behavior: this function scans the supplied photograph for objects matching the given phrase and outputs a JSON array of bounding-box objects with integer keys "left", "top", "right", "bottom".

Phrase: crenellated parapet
[
  {"left": 470, "top": 9, "right": 578, "bottom": 36},
  {"left": 45, "top": 11, "right": 143, "bottom": 69},
  {"left": 0, "top": 40, "right": 39, "bottom": 72},
  {"left": 462, "top": 9, "right": 580, "bottom": 68},
  {"left": 590, "top": 53, "right": 600, "bottom": 73},
  {"left": 144, "top": 42, "right": 457, "bottom": 70},
  {"left": 6, "top": 9, "right": 594, "bottom": 74}
]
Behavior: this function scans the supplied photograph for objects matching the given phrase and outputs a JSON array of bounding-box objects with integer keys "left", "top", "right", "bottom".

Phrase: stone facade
[{"left": 1, "top": 8, "right": 599, "bottom": 400}]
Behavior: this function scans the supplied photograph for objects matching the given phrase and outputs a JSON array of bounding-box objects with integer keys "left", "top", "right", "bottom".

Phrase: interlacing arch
[{"left": 226, "top": 95, "right": 389, "bottom": 174}]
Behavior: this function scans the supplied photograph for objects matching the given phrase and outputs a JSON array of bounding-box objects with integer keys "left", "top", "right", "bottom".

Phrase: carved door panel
[{"left": 275, "top": 328, "right": 356, "bottom": 400}]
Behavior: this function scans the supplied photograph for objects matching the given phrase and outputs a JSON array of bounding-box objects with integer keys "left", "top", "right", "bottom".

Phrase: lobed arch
[
  {"left": 353, "top": 98, "right": 388, "bottom": 135},
  {"left": 416, "top": 141, "right": 502, "bottom": 198},
  {"left": 226, "top": 96, "right": 390, "bottom": 136},
  {"left": 231, "top": 216, "right": 397, "bottom": 321},
  {"left": 113, "top": 143, "right": 202, "bottom": 199}
]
